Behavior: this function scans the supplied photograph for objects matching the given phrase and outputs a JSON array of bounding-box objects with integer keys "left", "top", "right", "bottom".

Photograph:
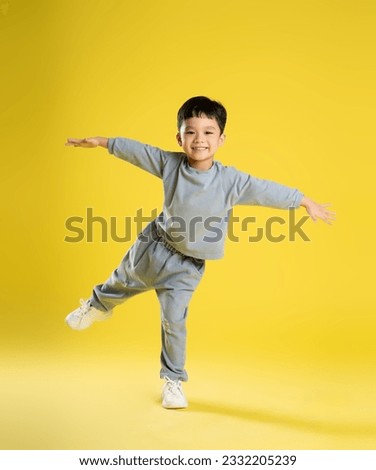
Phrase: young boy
[{"left": 65, "top": 96, "right": 335, "bottom": 409}]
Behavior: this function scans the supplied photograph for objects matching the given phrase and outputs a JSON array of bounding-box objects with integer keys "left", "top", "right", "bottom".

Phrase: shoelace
[
  {"left": 164, "top": 377, "right": 183, "bottom": 396},
  {"left": 77, "top": 298, "right": 91, "bottom": 317}
]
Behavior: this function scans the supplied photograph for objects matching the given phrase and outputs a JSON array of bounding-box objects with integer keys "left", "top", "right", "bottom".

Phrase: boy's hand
[
  {"left": 65, "top": 137, "right": 108, "bottom": 148},
  {"left": 300, "top": 196, "right": 336, "bottom": 224}
]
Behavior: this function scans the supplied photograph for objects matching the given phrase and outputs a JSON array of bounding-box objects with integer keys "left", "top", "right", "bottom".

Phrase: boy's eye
[{"left": 184, "top": 130, "right": 214, "bottom": 135}]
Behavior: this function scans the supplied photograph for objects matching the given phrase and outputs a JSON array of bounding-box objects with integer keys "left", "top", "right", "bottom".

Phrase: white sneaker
[
  {"left": 65, "top": 299, "right": 112, "bottom": 331},
  {"left": 161, "top": 377, "right": 188, "bottom": 409}
]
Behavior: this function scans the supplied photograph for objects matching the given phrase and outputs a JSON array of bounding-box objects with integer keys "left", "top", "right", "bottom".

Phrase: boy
[{"left": 65, "top": 96, "right": 335, "bottom": 409}]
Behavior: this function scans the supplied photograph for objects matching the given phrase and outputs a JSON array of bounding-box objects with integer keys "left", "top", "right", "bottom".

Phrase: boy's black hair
[{"left": 177, "top": 96, "right": 227, "bottom": 135}]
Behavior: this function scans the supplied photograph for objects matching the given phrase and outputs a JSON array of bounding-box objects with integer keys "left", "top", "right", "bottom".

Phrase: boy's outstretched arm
[
  {"left": 65, "top": 137, "right": 109, "bottom": 148},
  {"left": 65, "top": 136, "right": 167, "bottom": 179},
  {"left": 300, "top": 195, "right": 336, "bottom": 224}
]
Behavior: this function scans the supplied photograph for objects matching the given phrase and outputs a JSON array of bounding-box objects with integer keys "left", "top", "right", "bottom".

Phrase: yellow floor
[{"left": 1, "top": 351, "right": 375, "bottom": 450}]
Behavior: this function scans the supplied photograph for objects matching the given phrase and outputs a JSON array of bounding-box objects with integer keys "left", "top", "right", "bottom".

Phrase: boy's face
[{"left": 176, "top": 115, "right": 225, "bottom": 170}]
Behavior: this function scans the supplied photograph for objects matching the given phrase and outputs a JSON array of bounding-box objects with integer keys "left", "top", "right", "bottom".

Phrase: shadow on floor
[{"left": 187, "top": 400, "right": 376, "bottom": 437}]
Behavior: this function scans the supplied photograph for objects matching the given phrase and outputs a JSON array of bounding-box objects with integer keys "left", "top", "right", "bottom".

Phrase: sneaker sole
[
  {"left": 65, "top": 313, "right": 112, "bottom": 331},
  {"left": 162, "top": 400, "right": 188, "bottom": 409}
]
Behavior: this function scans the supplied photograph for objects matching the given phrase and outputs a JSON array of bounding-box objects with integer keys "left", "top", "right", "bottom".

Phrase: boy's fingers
[
  {"left": 66, "top": 138, "right": 85, "bottom": 143},
  {"left": 65, "top": 138, "right": 93, "bottom": 147},
  {"left": 322, "top": 213, "right": 335, "bottom": 224},
  {"left": 324, "top": 210, "right": 336, "bottom": 217}
]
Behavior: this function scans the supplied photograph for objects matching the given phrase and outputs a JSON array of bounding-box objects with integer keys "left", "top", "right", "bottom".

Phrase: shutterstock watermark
[{"left": 64, "top": 208, "right": 311, "bottom": 244}]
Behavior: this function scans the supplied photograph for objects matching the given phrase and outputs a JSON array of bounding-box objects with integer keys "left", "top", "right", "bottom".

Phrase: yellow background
[{"left": 1, "top": 0, "right": 376, "bottom": 449}]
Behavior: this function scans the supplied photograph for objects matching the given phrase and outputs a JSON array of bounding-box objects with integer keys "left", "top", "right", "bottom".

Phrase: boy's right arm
[
  {"left": 65, "top": 136, "right": 172, "bottom": 179},
  {"left": 65, "top": 137, "right": 109, "bottom": 148}
]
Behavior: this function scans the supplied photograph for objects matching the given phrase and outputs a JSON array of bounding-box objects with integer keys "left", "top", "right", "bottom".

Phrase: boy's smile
[{"left": 176, "top": 116, "right": 225, "bottom": 171}]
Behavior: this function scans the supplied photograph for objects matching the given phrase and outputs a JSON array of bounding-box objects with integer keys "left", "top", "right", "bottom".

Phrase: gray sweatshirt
[{"left": 108, "top": 137, "right": 304, "bottom": 260}]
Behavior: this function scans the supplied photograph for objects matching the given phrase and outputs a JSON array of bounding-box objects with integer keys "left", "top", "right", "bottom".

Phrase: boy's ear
[
  {"left": 219, "top": 133, "right": 226, "bottom": 146},
  {"left": 176, "top": 133, "right": 182, "bottom": 146}
]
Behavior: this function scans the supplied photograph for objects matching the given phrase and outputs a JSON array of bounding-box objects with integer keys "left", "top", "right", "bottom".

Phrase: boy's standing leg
[
  {"left": 154, "top": 254, "right": 205, "bottom": 408},
  {"left": 157, "top": 289, "right": 190, "bottom": 382}
]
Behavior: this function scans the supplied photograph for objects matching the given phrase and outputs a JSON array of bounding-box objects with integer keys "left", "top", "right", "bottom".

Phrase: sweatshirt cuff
[
  {"left": 107, "top": 137, "right": 116, "bottom": 154},
  {"left": 294, "top": 191, "right": 305, "bottom": 208}
]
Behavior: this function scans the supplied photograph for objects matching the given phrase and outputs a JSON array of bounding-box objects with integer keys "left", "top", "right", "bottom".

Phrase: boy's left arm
[
  {"left": 233, "top": 170, "right": 335, "bottom": 224},
  {"left": 299, "top": 195, "right": 336, "bottom": 224}
]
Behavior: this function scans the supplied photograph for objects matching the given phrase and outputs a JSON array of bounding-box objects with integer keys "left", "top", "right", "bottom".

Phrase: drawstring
[{"left": 155, "top": 223, "right": 203, "bottom": 263}]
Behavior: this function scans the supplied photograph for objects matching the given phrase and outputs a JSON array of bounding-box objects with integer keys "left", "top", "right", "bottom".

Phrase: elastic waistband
[{"left": 155, "top": 223, "right": 203, "bottom": 263}]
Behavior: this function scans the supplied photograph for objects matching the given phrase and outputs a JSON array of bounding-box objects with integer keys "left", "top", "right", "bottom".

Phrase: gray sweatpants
[{"left": 90, "top": 219, "right": 205, "bottom": 382}]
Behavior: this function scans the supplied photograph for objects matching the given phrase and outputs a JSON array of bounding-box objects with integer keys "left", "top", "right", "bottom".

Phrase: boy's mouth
[{"left": 192, "top": 147, "right": 208, "bottom": 150}]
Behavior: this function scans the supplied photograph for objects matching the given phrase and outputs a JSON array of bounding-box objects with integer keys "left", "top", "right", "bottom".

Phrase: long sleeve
[
  {"left": 233, "top": 170, "right": 304, "bottom": 209},
  {"left": 108, "top": 137, "right": 169, "bottom": 178}
]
